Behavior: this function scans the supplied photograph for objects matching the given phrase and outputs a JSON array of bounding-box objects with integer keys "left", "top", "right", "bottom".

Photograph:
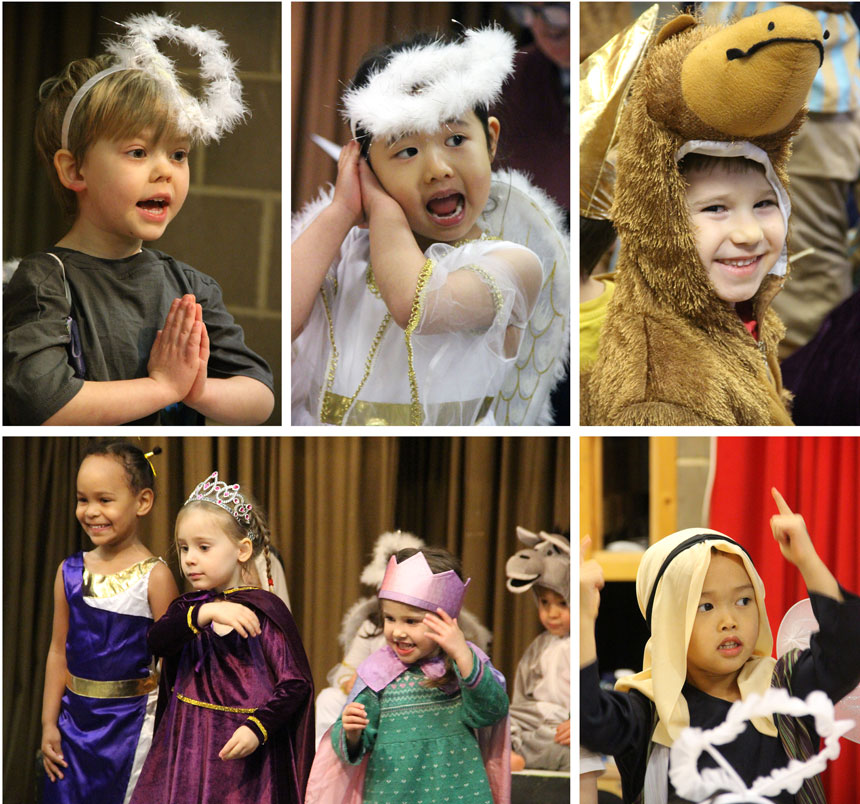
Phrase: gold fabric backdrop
[{"left": 3, "top": 436, "right": 569, "bottom": 801}]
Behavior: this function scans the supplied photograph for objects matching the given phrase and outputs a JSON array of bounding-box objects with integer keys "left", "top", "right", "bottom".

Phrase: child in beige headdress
[{"left": 580, "top": 488, "right": 860, "bottom": 804}]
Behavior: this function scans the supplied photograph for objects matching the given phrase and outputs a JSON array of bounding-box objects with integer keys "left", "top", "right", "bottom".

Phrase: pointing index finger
[{"left": 771, "top": 487, "right": 794, "bottom": 516}]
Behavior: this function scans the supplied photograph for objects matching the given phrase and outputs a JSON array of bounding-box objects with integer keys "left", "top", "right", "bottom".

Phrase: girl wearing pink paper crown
[
  {"left": 41, "top": 440, "right": 178, "bottom": 804},
  {"left": 291, "top": 26, "right": 569, "bottom": 426},
  {"left": 306, "top": 547, "right": 511, "bottom": 804},
  {"left": 129, "top": 472, "right": 314, "bottom": 804},
  {"left": 3, "top": 13, "right": 274, "bottom": 425}
]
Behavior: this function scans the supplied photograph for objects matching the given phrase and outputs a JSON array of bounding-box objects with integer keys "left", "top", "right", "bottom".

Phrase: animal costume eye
[{"left": 768, "top": 22, "right": 775, "bottom": 31}]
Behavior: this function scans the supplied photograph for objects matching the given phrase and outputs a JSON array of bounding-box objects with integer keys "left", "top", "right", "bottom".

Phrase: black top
[
  {"left": 3, "top": 247, "right": 274, "bottom": 424},
  {"left": 581, "top": 588, "right": 860, "bottom": 803}
]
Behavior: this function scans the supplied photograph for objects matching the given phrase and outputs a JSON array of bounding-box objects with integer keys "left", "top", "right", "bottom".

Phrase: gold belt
[
  {"left": 320, "top": 393, "right": 495, "bottom": 426},
  {"left": 65, "top": 669, "right": 159, "bottom": 699}
]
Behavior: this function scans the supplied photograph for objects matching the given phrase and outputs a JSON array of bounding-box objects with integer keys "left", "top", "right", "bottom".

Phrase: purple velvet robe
[{"left": 130, "top": 587, "right": 315, "bottom": 804}]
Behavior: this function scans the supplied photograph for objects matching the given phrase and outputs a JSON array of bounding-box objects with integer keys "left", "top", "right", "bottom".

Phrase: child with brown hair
[{"left": 3, "top": 14, "right": 273, "bottom": 425}]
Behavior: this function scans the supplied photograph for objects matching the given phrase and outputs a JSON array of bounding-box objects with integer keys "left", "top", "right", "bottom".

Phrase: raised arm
[{"left": 292, "top": 140, "right": 364, "bottom": 339}]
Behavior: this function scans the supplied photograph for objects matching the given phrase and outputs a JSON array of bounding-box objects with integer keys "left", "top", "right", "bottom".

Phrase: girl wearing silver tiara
[
  {"left": 292, "top": 26, "right": 569, "bottom": 426},
  {"left": 4, "top": 14, "right": 274, "bottom": 425},
  {"left": 130, "top": 472, "right": 314, "bottom": 804}
]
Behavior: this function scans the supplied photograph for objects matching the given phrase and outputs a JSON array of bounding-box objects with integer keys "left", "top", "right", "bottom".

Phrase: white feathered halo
[
  {"left": 342, "top": 25, "right": 516, "bottom": 141},
  {"left": 61, "top": 12, "right": 247, "bottom": 149}
]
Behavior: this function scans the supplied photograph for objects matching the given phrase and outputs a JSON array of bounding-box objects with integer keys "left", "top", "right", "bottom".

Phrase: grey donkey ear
[
  {"left": 516, "top": 525, "right": 541, "bottom": 547},
  {"left": 539, "top": 531, "right": 571, "bottom": 555}
]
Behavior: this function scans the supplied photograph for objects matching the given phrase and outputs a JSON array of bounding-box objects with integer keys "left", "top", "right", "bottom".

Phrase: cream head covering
[{"left": 615, "top": 528, "right": 777, "bottom": 746}]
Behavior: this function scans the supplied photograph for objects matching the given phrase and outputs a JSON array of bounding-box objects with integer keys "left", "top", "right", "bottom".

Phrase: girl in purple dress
[
  {"left": 41, "top": 439, "right": 179, "bottom": 804},
  {"left": 130, "top": 472, "right": 314, "bottom": 804}
]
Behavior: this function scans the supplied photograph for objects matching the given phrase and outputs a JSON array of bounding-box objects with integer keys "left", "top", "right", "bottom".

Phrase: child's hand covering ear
[{"left": 332, "top": 140, "right": 365, "bottom": 229}]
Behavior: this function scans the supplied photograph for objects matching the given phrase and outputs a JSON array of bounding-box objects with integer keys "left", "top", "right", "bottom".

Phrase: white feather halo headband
[
  {"left": 342, "top": 25, "right": 516, "bottom": 142},
  {"left": 669, "top": 688, "right": 854, "bottom": 803},
  {"left": 61, "top": 12, "right": 247, "bottom": 150}
]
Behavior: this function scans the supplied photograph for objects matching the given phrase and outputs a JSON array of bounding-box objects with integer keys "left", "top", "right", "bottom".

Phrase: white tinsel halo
[
  {"left": 62, "top": 12, "right": 247, "bottom": 149},
  {"left": 669, "top": 688, "right": 854, "bottom": 804},
  {"left": 342, "top": 25, "right": 516, "bottom": 141},
  {"left": 106, "top": 12, "right": 247, "bottom": 143},
  {"left": 360, "top": 531, "right": 425, "bottom": 588}
]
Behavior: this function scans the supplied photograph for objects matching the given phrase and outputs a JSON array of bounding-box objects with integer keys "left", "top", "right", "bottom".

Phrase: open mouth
[
  {"left": 426, "top": 193, "right": 465, "bottom": 226},
  {"left": 393, "top": 640, "right": 416, "bottom": 656},
  {"left": 718, "top": 639, "right": 743, "bottom": 656},
  {"left": 136, "top": 198, "right": 169, "bottom": 219}
]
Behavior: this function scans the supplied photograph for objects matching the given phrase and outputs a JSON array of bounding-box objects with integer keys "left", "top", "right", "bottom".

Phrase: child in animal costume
[
  {"left": 305, "top": 547, "right": 510, "bottom": 804},
  {"left": 314, "top": 531, "right": 492, "bottom": 747},
  {"left": 504, "top": 527, "right": 571, "bottom": 773},
  {"left": 582, "top": 6, "right": 827, "bottom": 425},
  {"left": 580, "top": 488, "right": 860, "bottom": 804},
  {"left": 291, "top": 27, "right": 569, "bottom": 426}
]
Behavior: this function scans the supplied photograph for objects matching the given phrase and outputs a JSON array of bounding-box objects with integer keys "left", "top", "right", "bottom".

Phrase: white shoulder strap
[{"left": 44, "top": 252, "right": 72, "bottom": 307}]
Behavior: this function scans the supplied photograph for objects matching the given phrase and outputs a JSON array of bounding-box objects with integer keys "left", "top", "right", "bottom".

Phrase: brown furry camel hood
[{"left": 583, "top": 6, "right": 824, "bottom": 426}]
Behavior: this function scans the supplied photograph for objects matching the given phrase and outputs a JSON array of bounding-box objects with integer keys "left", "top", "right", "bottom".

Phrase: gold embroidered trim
[
  {"left": 404, "top": 258, "right": 434, "bottom": 426},
  {"left": 463, "top": 264, "right": 504, "bottom": 315},
  {"left": 365, "top": 264, "right": 382, "bottom": 298},
  {"left": 187, "top": 605, "right": 199, "bottom": 635},
  {"left": 66, "top": 669, "right": 159, "bottom": 699},
  {"left": 82, "top": 556, "right": 162, "bottom": 598},
  {"left": 176, "top": 692, "right": 257, "bottom": 714},
  {"left": 319, "top": 279, "right": 393, "bottom": 424},
  {"left": 319, "top": 394, "right": 494, "bottom": 426},
  {"left": 247, "top": 715, "right": 268, "bottom": 743}
]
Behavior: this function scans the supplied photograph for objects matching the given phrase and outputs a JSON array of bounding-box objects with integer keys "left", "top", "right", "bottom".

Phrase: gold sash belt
[
  {"left": 321, "top": 393, "right": 494, "bottom": 426},
  {"left": 66, "top": 669, "right": 159, "bottom": 699}
]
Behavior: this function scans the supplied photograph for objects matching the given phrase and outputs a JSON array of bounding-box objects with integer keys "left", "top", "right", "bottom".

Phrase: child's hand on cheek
[
  {"left": 358, "top": 157, "right": 406, "bottom": 224},
  {"left": 218, "top": 724, "right": 260, "bottom": 760},
  {"left": 424, "top": 608, "right": 472, "bottom": 673},
  {"left": 332, "top": 140, "right": 365, "bottom": 229},
  {"left": 770, "top": 487, "right": 817, "bottom": 569}
]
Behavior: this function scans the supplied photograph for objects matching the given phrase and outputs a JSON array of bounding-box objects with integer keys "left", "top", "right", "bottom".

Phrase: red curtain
[{"left": 709, "top": 436, "right": 860, "bottom": 803}]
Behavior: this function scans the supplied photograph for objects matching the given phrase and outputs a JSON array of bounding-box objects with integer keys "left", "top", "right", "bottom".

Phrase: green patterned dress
[{"left": 332, "top": 650, "right": 509, "bottom": 804}]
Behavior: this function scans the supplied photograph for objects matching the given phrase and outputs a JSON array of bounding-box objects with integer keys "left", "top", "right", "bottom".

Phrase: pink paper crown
[
  {"left": 378, "top": 552, "right": 470, "bottom": 618},
  {"left": 185, "top": 471, "right": 257, "bottom": 540}
]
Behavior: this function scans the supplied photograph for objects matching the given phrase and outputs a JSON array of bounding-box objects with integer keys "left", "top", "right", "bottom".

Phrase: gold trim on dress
[
  {"left": 247, "top": 715, "right": 269, "bottom": 743},
  {"left": 404, "top": 258, "right": 435, "bottom": 425},
  {"left": 66, "top": 669, "right": 159, "bottom": 699},
  {"left": 176, "top": 692, "right": 257, "bottom": 714},
  {"left": 187, "top": 605, "right": 200, "bottom": 635},
  {"left": 82, "top": 556, "right": 162, "bottom": 598}
]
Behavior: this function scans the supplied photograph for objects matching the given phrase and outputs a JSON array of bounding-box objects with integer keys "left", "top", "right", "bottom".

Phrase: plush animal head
[
  {"left": 505, "top": 526, "right": 570, "bottom": 600},
  {"left": 611, "top": 6, "right": 824, "bottom": 320}
]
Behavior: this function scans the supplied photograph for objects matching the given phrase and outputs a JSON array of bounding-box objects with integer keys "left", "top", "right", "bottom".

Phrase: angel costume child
[
  {"left": 291, "top": 26, "right": 569, "bottom": 426},
  {"left": 3, "top": 14, "right": 274, "bottom": 425},
  {"left": 505, "top": 528, "right": 571, "bottom": 772},
  {"left": 580, "top": 509, "right": 860, "bottom": 804},
  {"left": 129, "top": 474, "right": 315, "bottom": 804},
  {"left": 305, "top": 548, "right": 511, "bottom": 804}
]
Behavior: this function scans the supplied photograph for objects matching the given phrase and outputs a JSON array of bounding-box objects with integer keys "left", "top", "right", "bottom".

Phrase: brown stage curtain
[
  {"left": 291, "top": 1, "right": 514, "bottom": 213},
  {"left": 3, "top": 435, "right": 568, "bottom": 801}
]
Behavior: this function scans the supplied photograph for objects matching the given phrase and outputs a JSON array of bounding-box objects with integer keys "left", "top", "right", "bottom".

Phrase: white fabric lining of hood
[{"left": 675, "top": 140, "right": 790, "bottom": 278}]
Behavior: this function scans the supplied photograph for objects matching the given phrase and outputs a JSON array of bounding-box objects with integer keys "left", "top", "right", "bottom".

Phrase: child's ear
[
  {"left": 54, "top": 149, "right": 86, "bottom": 192},
  {"left": 237, "top": 538, "right": 254, "bottom": 563},
  {"left": 487, "top": 116, "right": 501, "bottom": 161},
  {"left": 136, "top": 488, "right": 155, "bottom": 517}
]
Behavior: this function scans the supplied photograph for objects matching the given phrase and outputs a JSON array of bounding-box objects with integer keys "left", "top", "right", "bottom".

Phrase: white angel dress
[{"left": 291, "top": 170, "right": 569, "bottom": 425}]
